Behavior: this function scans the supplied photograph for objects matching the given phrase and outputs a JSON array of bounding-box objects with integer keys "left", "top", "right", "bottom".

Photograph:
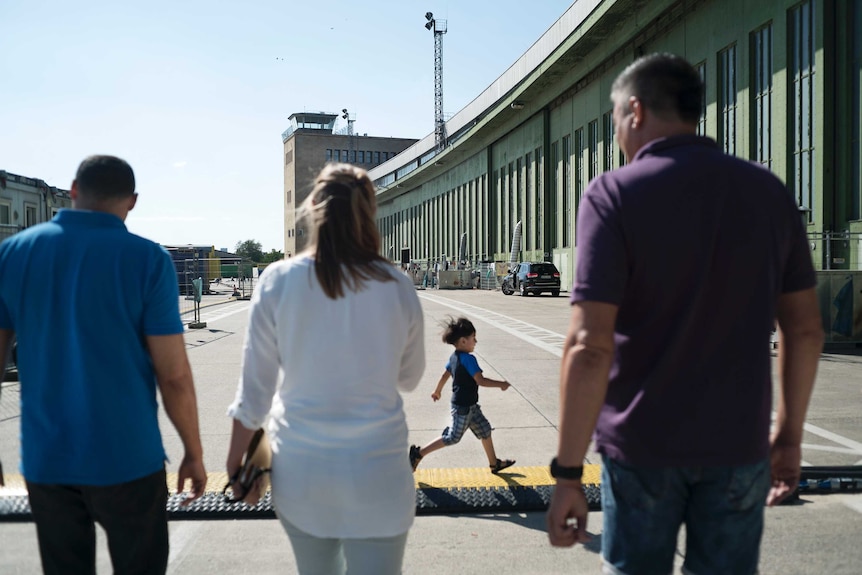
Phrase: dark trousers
[{"left": 27, "top": 468, "right": 169, "bottom": 575}]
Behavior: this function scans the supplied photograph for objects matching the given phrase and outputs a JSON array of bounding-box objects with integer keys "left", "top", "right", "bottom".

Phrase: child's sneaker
[{"left": 409, "top": 445, "right": 423, "bottom": 471}]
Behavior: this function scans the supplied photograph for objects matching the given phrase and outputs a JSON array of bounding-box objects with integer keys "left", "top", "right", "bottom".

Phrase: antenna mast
[{"left": 424, "top": 12, "right": 447, "bottom": 153}]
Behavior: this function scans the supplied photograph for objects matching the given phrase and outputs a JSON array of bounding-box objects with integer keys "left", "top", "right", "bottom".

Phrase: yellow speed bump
[{"left": 413, "top": 464, "right": 601, "bottom": 489}]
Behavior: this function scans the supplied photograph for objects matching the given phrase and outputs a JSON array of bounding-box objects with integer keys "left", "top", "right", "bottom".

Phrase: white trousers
[{"left": 277, "top": 514, "right": 409, "bottom": 575}]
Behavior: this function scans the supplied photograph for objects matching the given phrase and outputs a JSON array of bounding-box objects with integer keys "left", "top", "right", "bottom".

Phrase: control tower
[{"left": 281, "top": 111, "right": 417, "bottom": 255}]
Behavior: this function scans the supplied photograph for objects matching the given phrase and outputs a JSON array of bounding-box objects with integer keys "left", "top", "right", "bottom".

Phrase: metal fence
[
  {"left": 808, "top": 232, "right": 862, "bottom": 271},
  {"left": 176, "top": 257, "right": 257, "bottom": 319},
  {"left": 398, "top": 258, "right": 510, "bottom": 290},
  {"left": 2, "top": 228, "right": 255, "bottom": 325}
]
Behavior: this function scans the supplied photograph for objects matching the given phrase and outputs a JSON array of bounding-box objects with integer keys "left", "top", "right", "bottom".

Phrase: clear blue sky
[{"left": 1, "top": 1, "right": 573, "bottom": 253}]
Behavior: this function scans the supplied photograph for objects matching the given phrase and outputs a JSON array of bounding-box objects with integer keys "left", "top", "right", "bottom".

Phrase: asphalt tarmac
[{"left": 2, "top": 288, "right": 861, "bottom": 574}]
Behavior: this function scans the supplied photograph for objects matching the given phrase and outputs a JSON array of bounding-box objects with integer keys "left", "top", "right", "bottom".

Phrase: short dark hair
[
  {"left": 442, "top": 317, "right": 476, "bottom": 345},
  {"left": 75, "top": 155, "right": 136, "bottom": 201},
  {"left": 611, "top": 53, "right": 703, "bottom": 124}
]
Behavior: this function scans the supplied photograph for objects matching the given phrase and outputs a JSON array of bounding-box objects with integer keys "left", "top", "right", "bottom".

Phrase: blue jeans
[{"left": 601, "top": 455, "right": 771, "bottom": 575}]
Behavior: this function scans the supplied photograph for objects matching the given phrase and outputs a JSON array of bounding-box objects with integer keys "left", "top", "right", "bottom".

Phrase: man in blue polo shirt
[
  {"left": 0, "top": 155, "right": 207, "bottom": 575},
  {"left": 546, "top": 54, "right": 824, "bottom": 574}
]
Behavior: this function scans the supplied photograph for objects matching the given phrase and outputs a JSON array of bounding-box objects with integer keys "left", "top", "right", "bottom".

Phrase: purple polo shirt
[{"left": 572, "top": 135, "right": 815, "bottom": 467}]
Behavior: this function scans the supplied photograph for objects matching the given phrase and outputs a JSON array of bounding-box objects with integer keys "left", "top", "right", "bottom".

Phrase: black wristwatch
[{"left": 550, "top": 457, "right": 583, "bottom": 480}]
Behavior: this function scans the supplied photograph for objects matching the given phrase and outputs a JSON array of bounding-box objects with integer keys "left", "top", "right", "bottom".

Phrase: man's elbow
[
  {"left": 564, "top": 338, "right": 614, "bottom": 372},
  {"left": 156, "top": 366, "right": 195, "bottom": 394},
  {"left": 781, "top": 324, "right": 825, "bottom": 352}
]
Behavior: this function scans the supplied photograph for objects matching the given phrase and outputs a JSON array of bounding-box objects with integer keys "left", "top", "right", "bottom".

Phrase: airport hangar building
[{"left": 366, "top": 0, "right": 861, "bottom": 292}]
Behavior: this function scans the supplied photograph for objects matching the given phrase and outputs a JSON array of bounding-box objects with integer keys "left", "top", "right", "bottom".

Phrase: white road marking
[
  {"left": 800, "top": 444, "right": 862, "bottom": 455},
  {"left": 418, "top": 293, "right": 565, "bottom": 358},
  {"left": 802, "top": 421, "right": 862, "bottom": 454},
  {"left": 843, "top": 495, "right": 862, "bottom": 515},
  {"left": 167, "top": 522, "right": 200, "bottom": 571},
  {"left": 419, "top": 292, "right": 862, "bottom": 460},
  {"left": 183, "top": 302, "right": 250, "bottom": 330}
]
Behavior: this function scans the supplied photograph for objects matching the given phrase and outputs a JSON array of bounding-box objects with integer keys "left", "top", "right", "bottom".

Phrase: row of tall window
[
  {"left": 325, "top": 149, "right": 392, "bottom": 165},
  {"left": 853, "top": 0, "right": 862, "bottom": 220},
  {"left": 497, "top": 147, "right": 544, "bottom": 257},
  {"left": 379, "top": 175, "right": 491, "bottom": 262},
  {"left": 696, "top": 62, "right": 708, "bottom": 136},
  {"left": 547, "top": 116, "right": 608, "bottom": 250},
  {"left": 789, "top": 0, "right": 815, "bottom": 221},
  {"left": 718, "top": 44, "right": 738, "bottom": 157},
  {"left": 751, "top": 24, "right": 773, "bottom": 169},
  {"left": 714, "top": 1, "right": 815, "bottom": 220}
]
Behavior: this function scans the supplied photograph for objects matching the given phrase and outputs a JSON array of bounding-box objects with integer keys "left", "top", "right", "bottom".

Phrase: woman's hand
[{"left": 229, "top": 473, "right": 264, "bottom": 506}]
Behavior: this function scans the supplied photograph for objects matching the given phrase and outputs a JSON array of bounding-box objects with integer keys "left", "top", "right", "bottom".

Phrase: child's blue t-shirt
[{"left": 446, "top": 351, "right": 482, "bottom": 406}]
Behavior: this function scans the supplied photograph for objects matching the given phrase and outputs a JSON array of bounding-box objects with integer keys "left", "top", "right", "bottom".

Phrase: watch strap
[{"left": 550, "top": 457, "right": 584, "bottom": 480}]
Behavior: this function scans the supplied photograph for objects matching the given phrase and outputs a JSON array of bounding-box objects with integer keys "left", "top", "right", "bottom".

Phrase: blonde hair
[{"left": 300, "top": 163, "right": 394, "bottom": 299}]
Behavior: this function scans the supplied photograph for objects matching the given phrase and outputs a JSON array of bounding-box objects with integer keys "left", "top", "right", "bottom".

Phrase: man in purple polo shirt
[{"left": 546, "top": 54, "right": 824, "bottom": 574}]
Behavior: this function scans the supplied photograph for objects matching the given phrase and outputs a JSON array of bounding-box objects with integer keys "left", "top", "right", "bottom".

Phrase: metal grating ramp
[
  {"left": 5, "top": 465, "right": 856, "bottom": 522},
  {"left": 0, "top": 465, "right": 602, "bottom": 522}
]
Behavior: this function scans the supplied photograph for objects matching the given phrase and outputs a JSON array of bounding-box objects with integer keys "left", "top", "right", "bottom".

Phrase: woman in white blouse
[{"left": 226, "top": 163, "right": 425, "bottom": 575}]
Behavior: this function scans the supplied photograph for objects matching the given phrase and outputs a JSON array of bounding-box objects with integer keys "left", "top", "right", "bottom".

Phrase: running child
[{"left": 409, "top": 317, "right": 515, "bottom": 474}]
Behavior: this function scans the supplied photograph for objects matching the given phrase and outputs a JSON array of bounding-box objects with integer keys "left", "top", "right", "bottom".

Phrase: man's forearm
[
  {"left": 556, "top": 344, "right": 612, "bottom": 467},
  {"left": 160, "top": 372, "right": 204, "bottom": 460},
  {"left": 774, "top": 326, "right": 823, "bottom": 444}
]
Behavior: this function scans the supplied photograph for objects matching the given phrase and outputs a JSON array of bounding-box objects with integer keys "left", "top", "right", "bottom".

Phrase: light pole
[
  {"left": 342, "top": 109, "right": 355, "bottom": 163},
  {"left": 424, "top": 12, "right": 447, "bottom": 153}
]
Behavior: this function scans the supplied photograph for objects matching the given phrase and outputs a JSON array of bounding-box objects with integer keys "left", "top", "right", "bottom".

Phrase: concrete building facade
[
  {"left": 0, "top": 170, "right": 72, "bottom": 244},
  {"left": 281, "top": 112, "right": 417, "bottom": 255},
  {"left": 369, "top": 0, "right": 862, "bottom": 292}
]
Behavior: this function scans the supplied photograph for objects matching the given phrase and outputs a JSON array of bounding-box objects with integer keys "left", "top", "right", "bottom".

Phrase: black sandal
[
  {"left": 490, "top": 458, "right": 515, "bottom": 474},
  {"left": 409, "top": 445, "right": 423, "bottom": 472}
]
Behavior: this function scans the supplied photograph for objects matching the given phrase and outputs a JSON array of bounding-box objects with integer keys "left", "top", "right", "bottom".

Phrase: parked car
[{"left": 501, "top": 262, "right": 561, "bottom": 297}]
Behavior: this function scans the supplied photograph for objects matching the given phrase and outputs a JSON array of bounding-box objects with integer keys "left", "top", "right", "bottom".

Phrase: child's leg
[
  {"left": 412, "top": 407, "right": 471, "bottom": 470},
  {"left": 419, "top": 438, "right": 446, "bottom": 458},
  {"left": 480, "top": 435, "right": 498, "bottom": 467},
  {"left": 410, "top": 437, "right": 445, "bottom": 472},
  {"left": 468, "top": 405, "right": 515, "bottom": 471}
]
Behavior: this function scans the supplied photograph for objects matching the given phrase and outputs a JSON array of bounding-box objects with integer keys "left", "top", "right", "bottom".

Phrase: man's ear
[
  {"left": 127, "top": 193, "right": 138, "bottom": 212},
  {"left": 630, "top": 96, "right": 645, "bottom": 129},
  {"left": 70, "top": 180, "right": 79, "bottom": 201}
]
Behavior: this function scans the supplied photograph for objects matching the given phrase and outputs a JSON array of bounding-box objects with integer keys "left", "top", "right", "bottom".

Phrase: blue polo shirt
[
  {"left": 572, "top": 135, "right": 816, "bottom": 467},
  {"left": 0, "top": 209, "right": 184, "bottom": 485}
]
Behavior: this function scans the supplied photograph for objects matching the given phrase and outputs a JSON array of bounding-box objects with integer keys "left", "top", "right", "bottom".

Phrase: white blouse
[{"left": 227, "top": 255, "right": 425, "bottom": 538}]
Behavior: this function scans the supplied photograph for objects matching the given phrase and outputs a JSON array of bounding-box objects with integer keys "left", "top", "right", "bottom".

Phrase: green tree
[
  {"left": 235, "top": 239, "right": 264, "bottom": 263},
  {"left": 260, "top": 249, "right": 285, "bottom": 264}
]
